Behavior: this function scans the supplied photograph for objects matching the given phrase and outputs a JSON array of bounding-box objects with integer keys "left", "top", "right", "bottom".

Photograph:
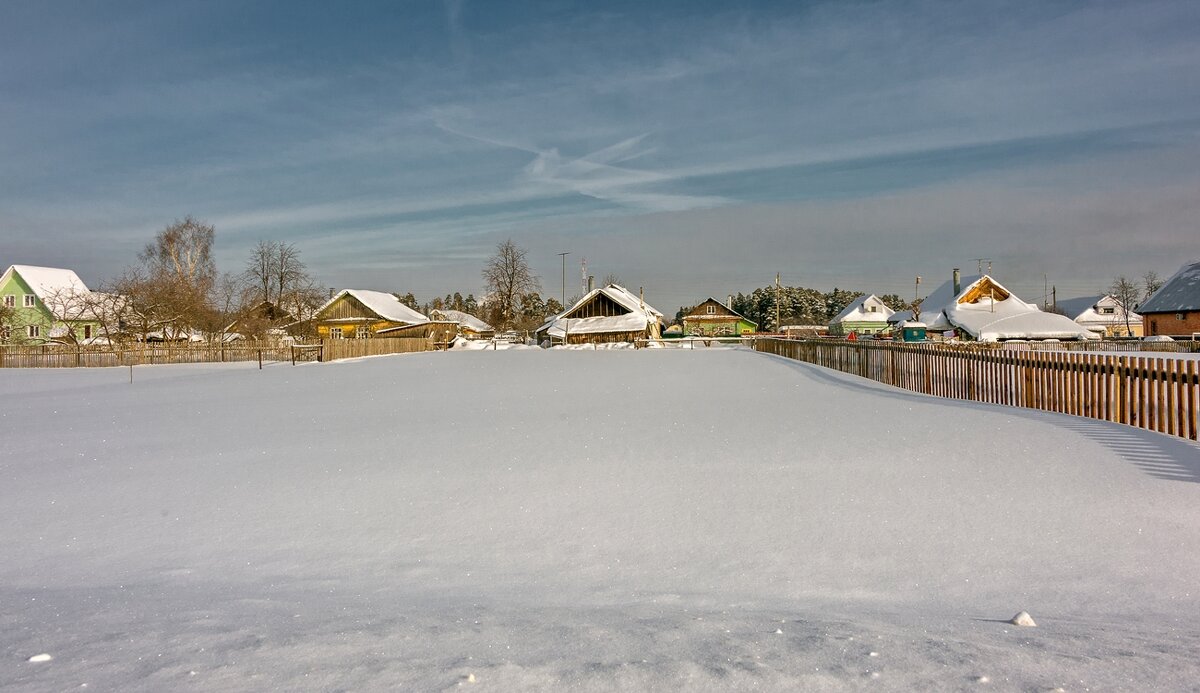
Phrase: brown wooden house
[
  {"left": 682, "top": 298, "right": 758, "bottom": 336},
  {"left": 313, "top": 289, "right": 429, "bottom": 339},
  {"left": 535, "top": 284, "right": 664, "bottom": 345}
]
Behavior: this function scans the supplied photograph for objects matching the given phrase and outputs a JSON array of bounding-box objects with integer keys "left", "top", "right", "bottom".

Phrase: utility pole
[
  {"left": 557, "top": 252, "right": 569, "bottom": 307},
  {"left": 1044, "top": 273, "right": 1048, "bottom": 310},
  {"left": 775, "top": 272, "right": 781, "bottom": 334},
  {"left": 914, "top": 276, "right": 922, "bottom": 321}
]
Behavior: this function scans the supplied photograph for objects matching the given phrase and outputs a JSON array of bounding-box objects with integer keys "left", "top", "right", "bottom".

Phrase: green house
[
  {"left": 0, "top": 264, "right": 105, "bottom": 344},
  {"left": 682, "top": 298, "right": 758, "bottom": 336},
  {"left": 828, "top": 294, "right": 894, "bottom": 336}
]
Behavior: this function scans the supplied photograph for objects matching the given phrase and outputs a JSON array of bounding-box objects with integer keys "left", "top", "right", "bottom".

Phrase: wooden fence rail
[
  {"left": 0, "top": 336, "right": 439, "bottom": 368},
  {"left": 756, "top": 338, "right": 1200, "bottom": 441},
  {"left": 319, "top": 337, "right": 434, "bottom": 361},
  {"left": 0, "top": 344, "right": 295, "bottom": 368}
]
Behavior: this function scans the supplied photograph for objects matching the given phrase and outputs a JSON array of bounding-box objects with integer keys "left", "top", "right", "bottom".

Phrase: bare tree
[
  {"left": 1142, "top": 271, "right": 1164, "bottom": 301},
  {"left": 109, "top": 267, "right": 181, "bottom": 342},
  {"left": 137, "top": 216, "right": 218, "bottom": 335},
  {"left": 1108, "top": 276, "right": 1140, "bottom": 337},
  {"left": 243, "top": 240, "right": 310, "bottom": 309},
  {"left": 482, "top": 240, "right": 539, "bottom": 330},
  {"left": 0, "top": 301, "right": 16, "bottom": 343}
]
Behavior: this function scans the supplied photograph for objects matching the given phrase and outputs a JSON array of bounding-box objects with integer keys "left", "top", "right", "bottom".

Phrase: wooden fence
[
  {"left": 0, "top": 336, "right": 439, "bottom": 368},
  {"left": 0, "top": 343, "right": 295, "bottom": 368},
  {"left": 756, "top": 338, "right": 1200, "bottom": 441},
  {"left": 319, "top": 337, "right": 435, "bottom": 361}
]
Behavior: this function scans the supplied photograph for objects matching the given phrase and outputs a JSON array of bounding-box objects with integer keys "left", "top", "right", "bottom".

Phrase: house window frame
[
  {"left": 27, "top": 324, "right": 40, "bottom": 338},
  {"left": 83, "top": 324, "right": 93, "bottom": 340},
  {"left": 706, "top": 305, "right": 715, "bottom": 314},
  {"left": 3, "top": 295, "right": 13, "bottom": 308},
  {"left": 1177, "top": 313, "right": 1186, "bottom": 321},
  {"left": 328, "top": 327, "right": 344, "bottom": 339},
  {"left": 355, "top": 325, "right": 371, "bottom": 339},
  {"left": 24, "top": 294, "right": 36, "bottom": 308}
]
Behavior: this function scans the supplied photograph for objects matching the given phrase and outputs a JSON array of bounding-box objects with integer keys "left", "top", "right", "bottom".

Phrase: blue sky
[{"left": 2, "top": 0, "right": 1198, "bottom": 310}]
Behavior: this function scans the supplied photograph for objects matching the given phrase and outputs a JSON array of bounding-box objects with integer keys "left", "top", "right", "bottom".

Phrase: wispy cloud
[{"left": 1, "top": 0, "right": 1198, "bottom": 300}]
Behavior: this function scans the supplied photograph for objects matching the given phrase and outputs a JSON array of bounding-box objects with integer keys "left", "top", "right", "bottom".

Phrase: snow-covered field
[{"left": 4, "top": 349, "right": 1200, "bottom": 691}]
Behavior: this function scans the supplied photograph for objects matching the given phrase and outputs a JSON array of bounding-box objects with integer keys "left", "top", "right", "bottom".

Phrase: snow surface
[{"left": 4, "top": 351, "right": 1200, "bottom": 691}]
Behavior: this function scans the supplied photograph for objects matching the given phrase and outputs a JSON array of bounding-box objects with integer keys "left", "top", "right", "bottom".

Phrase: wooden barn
[
  {"left": 682, "top": 298, "right": 758, "bottom": 336},
  {"left": 313, "top": 289, "right": 429, "bottom": 339},
  {"left": 428, "top": 308, "right": 495, "bottom": 340},
  {"left": 536, "top": 284, "right": 664, "bottom": 345}
]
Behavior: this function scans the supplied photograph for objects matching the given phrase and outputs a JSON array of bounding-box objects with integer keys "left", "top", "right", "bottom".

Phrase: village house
[
  {"left": 1056, "top": 295, "right": 1142, "bottom": 337},
  {"left": 536, "top": 284, "right": 663, "bottom": 345},
  {"left": 312, "top": 289, "right": 429, "bottom": 339},
  {"left": 916, "top": 270, "right": 1097, "bottom": 342},
  {"left": 428, "top": 308, "right": 495, "bottom": 340},
  {"left": 0, "top": 264, "right": 108, "bottom": 344},
  {"left": 828, "top": 294, "right": 894, "bottom": 336},
  {"left": 1138, "top": 259, "right": 1200, "bottom": 337},
  {"left": 681, "top": 298, "right": 758, "bottom": 336}
]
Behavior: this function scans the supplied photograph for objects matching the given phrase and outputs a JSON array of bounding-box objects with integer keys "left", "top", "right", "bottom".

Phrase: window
[
  {"left": 868, "top": 305, "right": 878, "bottom": 312},
  {"left": 0, "top": 325, "right": 9, "bottom": 340},
  {"left": 24, "top": 294, "right": 35, "bottom": 307},
  {"left": 1178, "top": 313, "right": 1186, "bottom": 321},
  {"left": 1100, "top": 307, "right": 1115, "bottom": 314},
  {"left": 3, "top": 295, "right": 13, "bottom": 307},
  {"left": 27, "top": 325, "right": 40, "bottom": 338},
  {"left": 83, "top": 325, "right": 93, "bottom": 340},
  {"left": 355, "top": 325, "right": 371, "bottom": 339},
  {"left": 328, "top": 328, "right": 344, "bottom": 339},
  {"left": 706, "top": 305, "right": 715, "bottom": 314}
]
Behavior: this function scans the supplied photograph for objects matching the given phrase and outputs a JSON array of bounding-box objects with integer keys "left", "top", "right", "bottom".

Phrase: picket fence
[
  {"left": 0, "top": 343, "right": 295, "bottom": 368},
  {"left": 756, "top": 338, "right": 1200, "bottom": 441},
  {"left": 0, "top": 336, "right": 439, "bottom": 369}
]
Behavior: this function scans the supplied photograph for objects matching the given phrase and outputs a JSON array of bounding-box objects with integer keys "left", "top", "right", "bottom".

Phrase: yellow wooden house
[{"left": 313, "top": 289, "right": 429, "bottom": 339}]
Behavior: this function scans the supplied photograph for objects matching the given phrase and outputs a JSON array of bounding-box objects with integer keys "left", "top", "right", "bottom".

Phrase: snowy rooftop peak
[
  {"left": 4, "top": 264, "right": 90, "bottom": 300},
  {"left": 321, "top": 289, "right": 429, "bottom": 324},
  {"left": 1138, "top": 259, "right": 1200, "bottom": 313}
]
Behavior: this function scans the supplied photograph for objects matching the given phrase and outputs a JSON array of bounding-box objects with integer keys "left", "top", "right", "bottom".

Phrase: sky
[{"left": 2, "top": 0, "right": 1198, "bottom": 311}]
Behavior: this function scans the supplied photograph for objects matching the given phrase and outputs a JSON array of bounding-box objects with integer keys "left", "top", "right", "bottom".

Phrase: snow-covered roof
[
  {"left": 319, "top": 289, "right": 428, "bottom": 324},
  {"left": 831, "top": 294, "right": 894, "bottom": 324},
  {"left": 430, "top": 309, "right": 493, "bottom": 333},
  {"left": 1056, "top": 295, "right": 1139, "bottom": 328},
  {"left": 3, "top": 261, "right": 90, "bottom": 297},
  {"left": 1138, "top": 260, "right": 1200, "bottom": 313},
  {"left": 587, "top": 284, "right": 663, "bottom": 318},
  {"left": 0, "top": 265, "right": 113, "bottom": 321},
  {"left": 920, "top": 274, "right": 1097, "bottom": 341},
  {"left": 688, "top": 298, "right": 756, "bottom": 324},
  {"left": 542, "top": 313, "right": 653, "bottom": 339},
  {"left": 3, "top": 264, "right": 90, "bottom": 299},
  {"left": 538, "top": 283, "right": 663, "bottom": 338}
]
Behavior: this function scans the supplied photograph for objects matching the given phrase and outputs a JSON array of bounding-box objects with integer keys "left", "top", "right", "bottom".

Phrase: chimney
[
  {"left": 328, "top": 287, "right": 336, "bottom": 299},
  {"left": 588, "top": 275, "right": 594, "bottom": 292},
  {"left": 639, "top": 287, "right": 644, "bottom": 310},
  {"left": 727, "top": 295, "right": 733, "bottom": 309},
  {"left": 952, "top": 268, "right": 961, "bottom": 295}
]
